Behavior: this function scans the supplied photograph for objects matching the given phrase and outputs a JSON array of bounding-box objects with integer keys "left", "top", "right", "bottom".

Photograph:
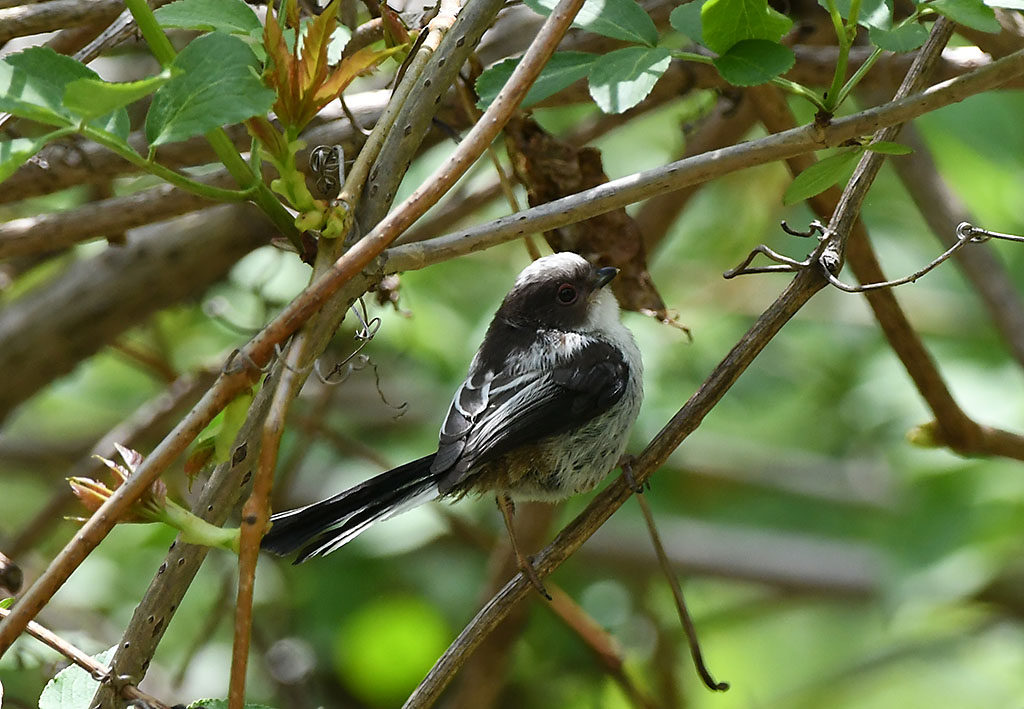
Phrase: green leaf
[
  {"left": 524, "top": 0, "right": 658, "bottom": 46},
  {"left": 0, "top": 134, "right": 57, "bottom": 184},
  {"left": 927, "top": 0, "right": 1001, "bottom": 33},
  {"left": 214, "top": 390, "right": 252, "bottom": 463},
  {"left": 783, "top": 148, "right": 863, "bottom": 205},
  {"left": 669, "top": 1, "right": 707, "bottom": 45},
  {"left": 866, "top": 140, "right": 913, "bottom": 155},
  {"left": 588, "top": 47, "right": 671, "bottom": 114},
  {"left": 64, "top": 70, "right": 172, "bottom": 120},
  {"left": 475, "top": 52, "right": 598, "bottom": 110},
  {"left": 91, "top": 110, "right": 131, "bottom": 141},
  {"left": 701, "top": 0, "right": 793, "bottom": 54},
  {"left": 146, "top": 32, "right": 275, "bottom": 146},
  {"left": 0, "top": 597, "right": 13, "bottom": 609},
  {"left": 712, "top": 39, "right": 795, "bottom": 86},
  {"left": 186, "top": 700, "right": 277, "bottom": 709},
  {"left": 0, "top": 47, "right": 97, "bottom": 126},
  {"left": 0, "top": 47, "right": 129, "bottom": 134},
  {"left": 153, "top": 0, "right": 262, "bottom": 34},
  {"left": 818, "top": 0, "right": 893, "bottom": 29},
  {"left": 869, "top": 21, "right": 929, "bottom": 52},
  {"left": 327, "top": 25, "right": 352, "bottom": 64},
  {"left": 38, "top": 647, "right": 115, "bottom": 709}
]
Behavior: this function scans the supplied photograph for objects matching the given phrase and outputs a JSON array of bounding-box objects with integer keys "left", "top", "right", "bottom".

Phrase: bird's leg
[
  {"left": 496, "top": 494, "right": 551, "bottom": 600},
  {"left": 618, "top": 453, "right": 647, "bottom": 494}
]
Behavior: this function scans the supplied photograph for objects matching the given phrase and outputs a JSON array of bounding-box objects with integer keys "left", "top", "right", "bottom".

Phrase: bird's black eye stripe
[{"left": 556, "top": 283, "right": 578, "bottom": 305}]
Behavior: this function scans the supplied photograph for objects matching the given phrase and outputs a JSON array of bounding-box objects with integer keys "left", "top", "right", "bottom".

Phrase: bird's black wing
[{"left": 431, "top": 339, "right": 629, "bottom": 493}]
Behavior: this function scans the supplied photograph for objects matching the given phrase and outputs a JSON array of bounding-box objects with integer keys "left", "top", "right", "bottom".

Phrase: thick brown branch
[
  {"left": 0, "top": 0, "right": 124, "bottom": 44},
  {"left": 0, "top": 177, "right": 225, "bottom": 259},
  {"left": 0, "top": 204, "right": 268, "bottom": 422}
]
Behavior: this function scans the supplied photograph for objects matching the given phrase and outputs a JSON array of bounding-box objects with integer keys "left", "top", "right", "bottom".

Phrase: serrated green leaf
[
  {"left": 38, "top": 647, "right": 115, "bottom": 709},
  {"left": 669, "top": 1, "right": 707, "bottom": 45},
  {"left": 866, "top": 140, "right": 913, "bottom": 155},
  {"left": 64, "top": 70, "right": 172, "bottom": 120},
  {"left": 524, "top": 0, "right": 658, "bottom": 46},
  {"left": 0, "top": 47, "right": 95, "bottom": 126},
  {"left": 475, "top": 52, "right": 598, "bottom": 110},
  {"left": 146, "top": 32, "right": 275, "bottom": 146},
  {"left": 869, "top": 21, "right": 928, "bottom": 51},
  {"left": 588, "top": 47, "right": 671, "bottom": 114},
  {"left": 153, "top": 0, "right": 262, "bottom": 34},
  {"left": 0, "top": 47, "right": 129, "bottom": 135},
  {"left": 927, "top": 0, "right": 1001, "bottom": 33},
  {"left": 783, "top": 148, "right": 863, "bottom": 205},
  {"left": 0, "top": 134, "right": 55, "bottom": 184},
  {"left": 712, "top": 39, "right": 795, "bottom": 86},
  {"left": 818, "top": 0, "right": 893, "bottom": 29},
  {"left": 701, "top": 0, "right": 793, "bottom": 54}
]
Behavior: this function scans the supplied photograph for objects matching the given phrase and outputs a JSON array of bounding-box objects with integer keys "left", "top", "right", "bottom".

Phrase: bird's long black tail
[{"left": 261, "top": 454, "right": 441, "bottom": 563}]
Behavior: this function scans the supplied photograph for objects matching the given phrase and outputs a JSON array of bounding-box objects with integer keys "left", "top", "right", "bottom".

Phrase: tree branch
[
  {"left": 0, "top": 204, "right": 269, "bottom": 423},
  {"left": 0, "top": 0, "right": 125, "bottom": 44},
  {"left": 383, "top": 46, "right": 1024, "bottom": 276},
  {"left": 0, "top": 607, "right": 173, "bottom": 708}
]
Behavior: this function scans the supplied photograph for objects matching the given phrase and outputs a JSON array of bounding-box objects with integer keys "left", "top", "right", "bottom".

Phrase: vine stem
[
  {"left": 82, "top": 126, "right": 257, "bottom": 202},
  {"left": 824, "top": 0, "right": 860, "bottom": 110},
  {"left": 122, "top": 0, "right": 305, "bottom": 251}
]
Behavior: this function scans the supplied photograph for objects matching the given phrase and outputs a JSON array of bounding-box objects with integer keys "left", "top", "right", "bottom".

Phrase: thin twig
[
  {"left": 89, "top": 365, "right": 283, "bottom": 707},
  {"left": 547, "top": 586, "right": 658, "bottom": 709},
  {"left": 819, "top": 18, "right": 958, "bottom": 269},
  {"left": 635, "top": 494, "right": 728, "bottom": 692},
  {"left": 725, "top": 217, "right": 995, "bottom": 291},
  {"left": 886, "top": 124, "right": 1024, "bottom": 368},
  {"left": 0, "top": 176, "right": 227, "bottom": 259},
  {"left": 228, "top": 343, "right": 297, "bottom": 709},
  {"left": 384, "top": 47, "right": 1024, "bottom": 274},
  {"left": 0, "top": 607, "right": 172, "bottom": 709}
]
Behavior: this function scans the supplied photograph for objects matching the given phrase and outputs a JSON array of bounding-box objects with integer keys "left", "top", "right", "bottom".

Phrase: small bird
[{"left": 262, "top": 252, "right": 643, "bottom": 592}]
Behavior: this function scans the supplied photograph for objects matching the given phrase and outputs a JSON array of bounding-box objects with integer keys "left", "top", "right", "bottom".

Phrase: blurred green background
[{"left": 2, "top": 83, "right": 1024, "bottom": 709}]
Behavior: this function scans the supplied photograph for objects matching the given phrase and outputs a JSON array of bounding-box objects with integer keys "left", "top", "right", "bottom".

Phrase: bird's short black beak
[{"left": 593, "top": 266, "right": 619, "bottom": 290}]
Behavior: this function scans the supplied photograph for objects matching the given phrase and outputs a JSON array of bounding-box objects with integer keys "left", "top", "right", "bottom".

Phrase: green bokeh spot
[{"left": 333, "top": 595, "right": 449, "bottom": 706}]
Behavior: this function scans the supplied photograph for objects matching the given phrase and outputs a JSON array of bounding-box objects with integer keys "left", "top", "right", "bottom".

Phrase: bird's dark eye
[{"left": 556, "top": 283, "right": 578, "bottom": 305}]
